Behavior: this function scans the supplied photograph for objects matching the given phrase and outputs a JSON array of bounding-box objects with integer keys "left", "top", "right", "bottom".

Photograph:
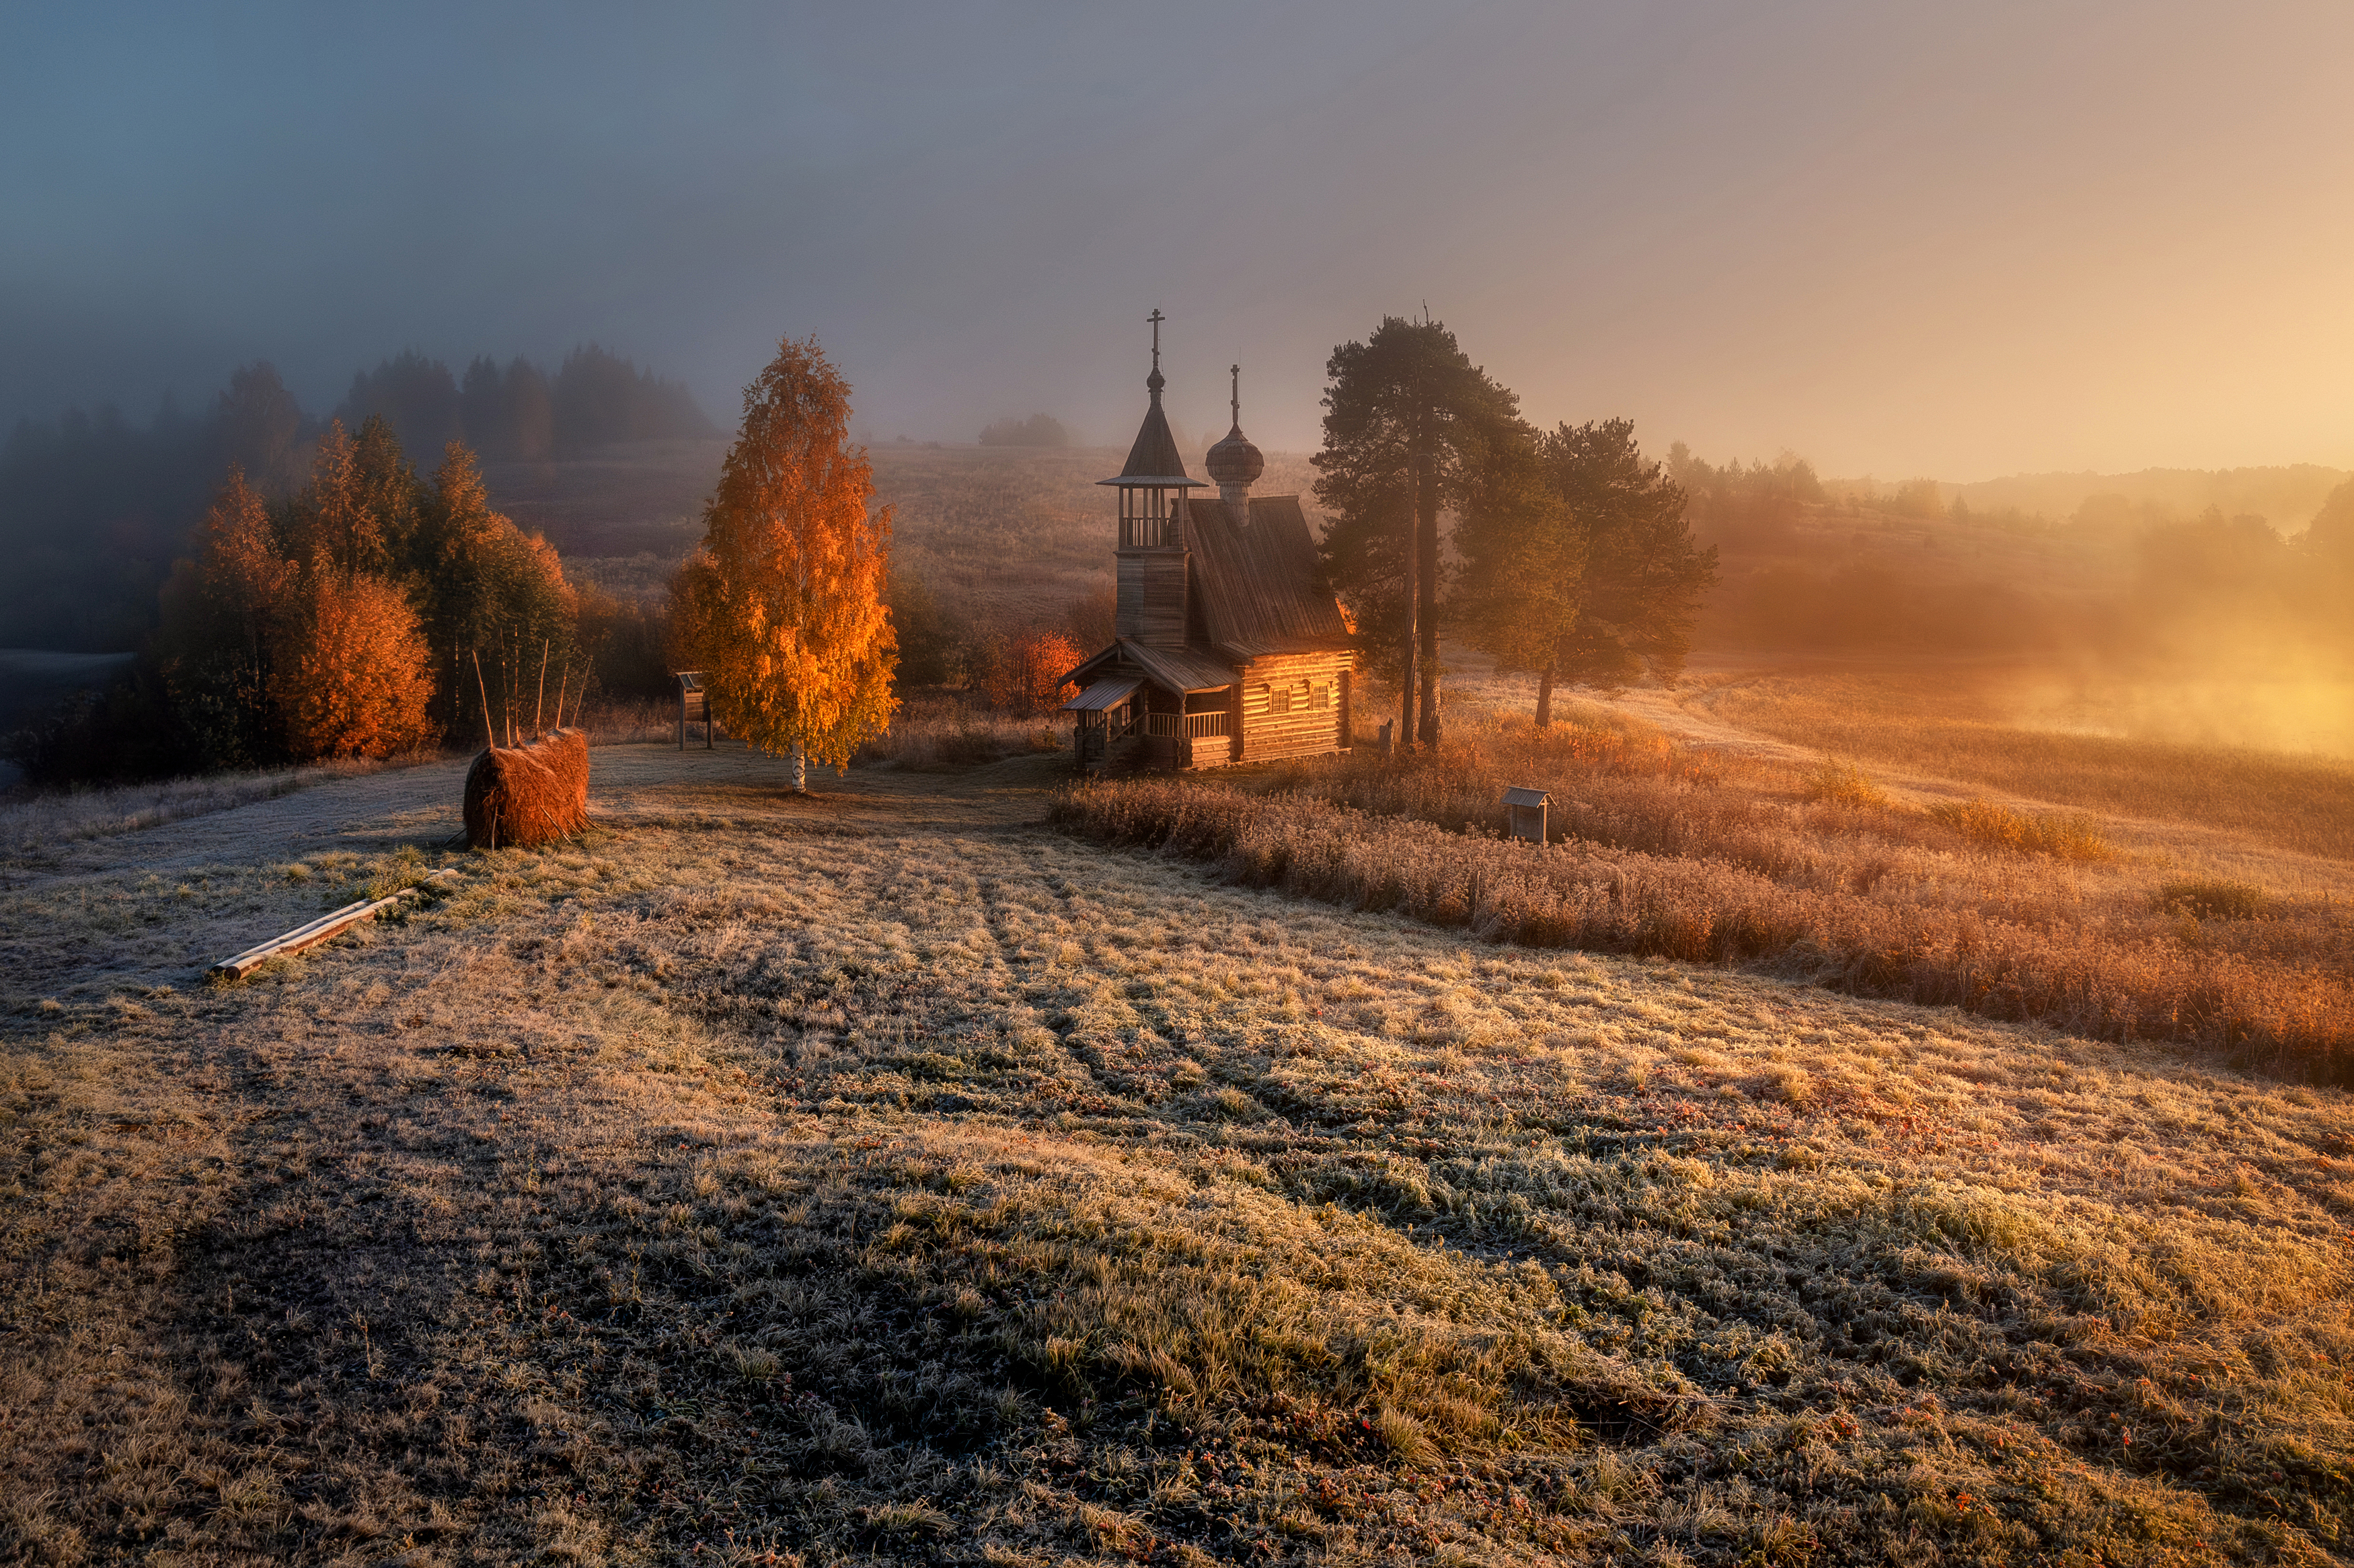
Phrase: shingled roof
[
  {"left": 1061, "top": 637, "right": 1241, "bottom": 695},
  {"left": 1183, "top": 495, "right": 1354, "bottom": 659},
  {"left": 1099, "top": 397, "right": 1194, "bottom": 488}
]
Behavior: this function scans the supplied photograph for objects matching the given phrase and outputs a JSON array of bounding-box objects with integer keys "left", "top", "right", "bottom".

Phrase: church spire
[{"left": 1099, "top": 308, "right": 1199, "bottom": 551}]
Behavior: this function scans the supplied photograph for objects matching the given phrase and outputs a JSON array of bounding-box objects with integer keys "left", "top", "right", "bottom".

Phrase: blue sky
[{"left": 5, "top": 1, "right": 2349, "bottom": 478}]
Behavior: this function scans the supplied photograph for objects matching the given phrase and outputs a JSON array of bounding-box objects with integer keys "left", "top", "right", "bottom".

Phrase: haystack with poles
[{"left": 462, "top": 645, "right": 592, "bottom": 849}]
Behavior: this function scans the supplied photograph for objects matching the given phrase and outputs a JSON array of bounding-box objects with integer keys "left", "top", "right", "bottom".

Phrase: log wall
[{"left": 1236, "top": 652, "right": 1353, "bottom": 762}]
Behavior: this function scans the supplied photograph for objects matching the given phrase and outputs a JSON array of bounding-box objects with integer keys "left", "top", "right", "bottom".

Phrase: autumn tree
[
  {"left": 291, "top": 416, "right": 418, "bottom": 586},
  {"left": 1314, "top": 316, "right": 1523, "bottom": 746},
  {"left": 155, "top": 467, "right": 298, "bottom": 765},
  {"left": 408, "top": 441, "right": 576, "bottom": 742},
  {"left": 156, "top": 420, "right": 549, "bottom": 764},
  {"left": 279, "top": 571, "right": 438, "bottom": 759},
  {"left": 1456, "top": 418, "right": 1717, "bottom": 725},
  {"left": 672, "top": 335, "right": 897, "bottom": 791},
  {"left": 978, "top": 628, "right": 1084, "bottom": 713}
]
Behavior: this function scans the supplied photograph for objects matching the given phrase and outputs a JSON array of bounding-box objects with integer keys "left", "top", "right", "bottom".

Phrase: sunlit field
[
  {"left": 1672, "top": 666, "right": 2354, "bottom": 862},
  {"left": 3, "top": 742, "right": 2350, "bottom": 1564}
]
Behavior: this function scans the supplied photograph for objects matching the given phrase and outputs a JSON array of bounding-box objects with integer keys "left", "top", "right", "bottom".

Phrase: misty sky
[{"left": 5, "top": 1, "right": 2350, "bottom": 481}]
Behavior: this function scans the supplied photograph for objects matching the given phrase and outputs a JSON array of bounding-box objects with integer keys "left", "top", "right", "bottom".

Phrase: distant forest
[{"left": 0, "top": 347, "right": 715, "bottom": 652}]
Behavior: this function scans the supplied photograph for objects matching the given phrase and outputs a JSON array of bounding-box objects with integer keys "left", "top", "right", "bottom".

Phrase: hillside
[
  {"left": 481, "top": 440, "right": 1323, "bottom": 629},
  {"left": 1943, "top": 465, "right": 2350, "bottom": 534},
  {"left": 2, "top": 741, "right": 2347, "bottom": 1563}
]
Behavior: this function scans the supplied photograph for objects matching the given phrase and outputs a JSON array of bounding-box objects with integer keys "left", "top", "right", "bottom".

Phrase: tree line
[
  {"left": 1314, "top": 317, "right": 1718, "bottom": 738},
  {"left": 5, "top": 415, "right": 669, "bottom": 783},
  {"left": 338, "top": 344, "right": 718, "bottom": 463},
  {"left": 0, "top": 348, "right": 716, "bottom": 654}
]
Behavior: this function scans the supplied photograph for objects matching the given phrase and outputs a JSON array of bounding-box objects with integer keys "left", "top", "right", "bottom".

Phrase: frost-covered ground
[{"left": 1, "top": 744, "right": 2347, "bottom": 1564}]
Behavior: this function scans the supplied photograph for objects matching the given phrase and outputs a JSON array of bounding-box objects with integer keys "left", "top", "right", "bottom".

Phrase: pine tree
[
  {"left": 1455, "top": 419, "right": 1717, "bottom": 723},
  {"left": 1314, "top": 317, "right": 1523, "bottom": 746},
  {"left": 672, "top": 336, "right": 897, "bottom": 790}
]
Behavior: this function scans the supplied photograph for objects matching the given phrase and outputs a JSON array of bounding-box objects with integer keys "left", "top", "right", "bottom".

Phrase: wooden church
[{"left": 1062, "top": 316, "right": 1356, "bottom": 769}]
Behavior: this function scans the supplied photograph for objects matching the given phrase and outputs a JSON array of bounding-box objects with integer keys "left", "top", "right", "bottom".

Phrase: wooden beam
[{"left": 208, "top": 868, "right": 461, "bottom": 980}]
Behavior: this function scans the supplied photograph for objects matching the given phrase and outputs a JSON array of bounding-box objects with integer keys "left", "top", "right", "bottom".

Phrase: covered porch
[{"left": 1060, "top": 641, "right": 1239, "bottom": 773}]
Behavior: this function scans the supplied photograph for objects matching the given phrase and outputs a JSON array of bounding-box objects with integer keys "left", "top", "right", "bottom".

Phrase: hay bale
[{"left": 463, "top": 728, "right": 591, "bottom": 849}]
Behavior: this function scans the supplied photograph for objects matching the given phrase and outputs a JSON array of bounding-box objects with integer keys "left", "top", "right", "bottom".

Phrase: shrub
[
  {"left": 1049, "top": 707, "right": 2354, "bottom": 1081},
  {"left": 2158, "top": 879, "right": 2267, "bottom": 920},
  {"left": 1051, "top": 781, "right": 2354, "bottom": 1074},
  {"left": 1929, "top": 797, "right": 2111, "bottom": 860},
  {"left": 977, "top": 629, "right": 1084, "bottom": 715},
  {"left": 1805, "top": 758, "right": 1891, "bottom": 809}
]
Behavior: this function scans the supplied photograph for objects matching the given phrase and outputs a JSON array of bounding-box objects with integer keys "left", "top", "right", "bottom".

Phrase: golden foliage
[
  {"left": 979, "top": 627, "right": 1084, "bottom": 714},
  {"left": 279, "top": 571, "right": 436, "bottom": 760},
  {"left": 673, "top": 335, "right": 896, "bottom": 779},
  {"left": 191, "top": 467, "right": 294, "bottom": 649}
]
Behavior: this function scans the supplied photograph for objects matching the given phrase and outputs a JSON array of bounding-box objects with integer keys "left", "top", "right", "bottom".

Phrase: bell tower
[{"left": 1098, "top": 309, "right": 1201, "bottom": 649}]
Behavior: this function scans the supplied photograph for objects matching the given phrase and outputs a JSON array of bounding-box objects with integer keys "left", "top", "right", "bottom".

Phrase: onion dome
[{"left": 1205, "top": 363, "right": 1264, "bottom": 487}]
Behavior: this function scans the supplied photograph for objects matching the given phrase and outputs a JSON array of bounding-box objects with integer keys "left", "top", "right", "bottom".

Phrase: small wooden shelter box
[
  {"left": 1503, "top": 785, "right": 1550, "bottom": 844},
  {"left": 675, "top": 670, "right": 713, "bottom": 750}
]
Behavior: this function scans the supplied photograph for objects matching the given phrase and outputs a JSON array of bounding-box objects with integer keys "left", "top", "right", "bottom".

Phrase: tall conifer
[{"left": 1313, "top": 317, "right": 1523, "bottom": 746}]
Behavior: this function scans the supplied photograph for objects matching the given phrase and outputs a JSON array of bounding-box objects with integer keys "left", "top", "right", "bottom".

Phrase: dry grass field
[
  {"left": 3, "top": 740, "right": 2351, "bottom": 1565},
  {"left": 1675, "top": 666, "right": 2354, "bottom": 863},
  {"left": 1059, "top": 687, "right": 2354, "bottom": 1081}
]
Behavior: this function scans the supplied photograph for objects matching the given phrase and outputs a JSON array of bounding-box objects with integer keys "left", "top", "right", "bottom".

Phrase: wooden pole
[
  {"left": 534, "top": 639, "right": 549, "bottom": 737},
  {"left": 552, "top": 662, "right": 569, "bottom": 731},
  {"left": 471, "top": 649, "right": 495, "bottom": 750},
  {"left": 209, "top": 869, "right": 461, "bottom": 980}
]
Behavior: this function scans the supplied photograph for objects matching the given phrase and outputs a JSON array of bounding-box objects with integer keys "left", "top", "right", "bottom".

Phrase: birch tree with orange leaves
[{"left": 671, "top": 336, "right": 896, "bottom": 791}]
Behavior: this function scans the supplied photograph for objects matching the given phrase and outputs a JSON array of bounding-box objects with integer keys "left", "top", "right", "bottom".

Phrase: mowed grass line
[
  {"left": 2, "top": 762, "right": 2351, "bottom": 1564},
  {"left": 1699, "top": 674, "right": 2354, "bottom": 862}
]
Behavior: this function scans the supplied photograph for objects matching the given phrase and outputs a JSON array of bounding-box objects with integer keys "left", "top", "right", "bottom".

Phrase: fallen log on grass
[
  {"left": 463, "top": 728, "right": 590, "bottom": 849},
  {"left": 210, "top": 867, "right": 461, "bottom": 980}
]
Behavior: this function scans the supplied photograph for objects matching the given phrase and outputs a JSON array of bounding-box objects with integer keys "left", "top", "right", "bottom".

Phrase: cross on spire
[
  {"left": 1147, "top": 308, "right": 1165, "bottom": 371},
  {"left": 1229, "top": 363, "right": 1241, "bottom": 432}
]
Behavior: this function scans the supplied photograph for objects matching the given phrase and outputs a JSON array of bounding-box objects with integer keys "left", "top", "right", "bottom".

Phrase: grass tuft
[
  {"left": 1804, "top": 758, "right": 1891, "bottom": 809},
  {"left": 1928, "top": 797, "right": 2112, "bottom": 860},
  {"left": 2158, "top": 878, "right": 2267, "bottom": 920}
]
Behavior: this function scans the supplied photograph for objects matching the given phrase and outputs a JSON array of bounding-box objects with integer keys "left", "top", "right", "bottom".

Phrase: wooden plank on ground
[{"left": 209, "top": 868, "right": 461, "bottom": 980}]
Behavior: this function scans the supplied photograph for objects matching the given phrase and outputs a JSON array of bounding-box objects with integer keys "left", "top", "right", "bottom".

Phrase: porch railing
[{"left": 1146, "top": 711, "right": 1231, "bottom": 739}]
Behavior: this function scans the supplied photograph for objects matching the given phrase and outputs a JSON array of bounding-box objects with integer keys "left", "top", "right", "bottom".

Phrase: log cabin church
[{"left": 1061, "top": 316, "right": 1355, "bottom": 769}]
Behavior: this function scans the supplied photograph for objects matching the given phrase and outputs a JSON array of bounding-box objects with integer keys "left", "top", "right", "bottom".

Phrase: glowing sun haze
[{"left": 3, "top": 1, "right": 2347, "bottom": 480}]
